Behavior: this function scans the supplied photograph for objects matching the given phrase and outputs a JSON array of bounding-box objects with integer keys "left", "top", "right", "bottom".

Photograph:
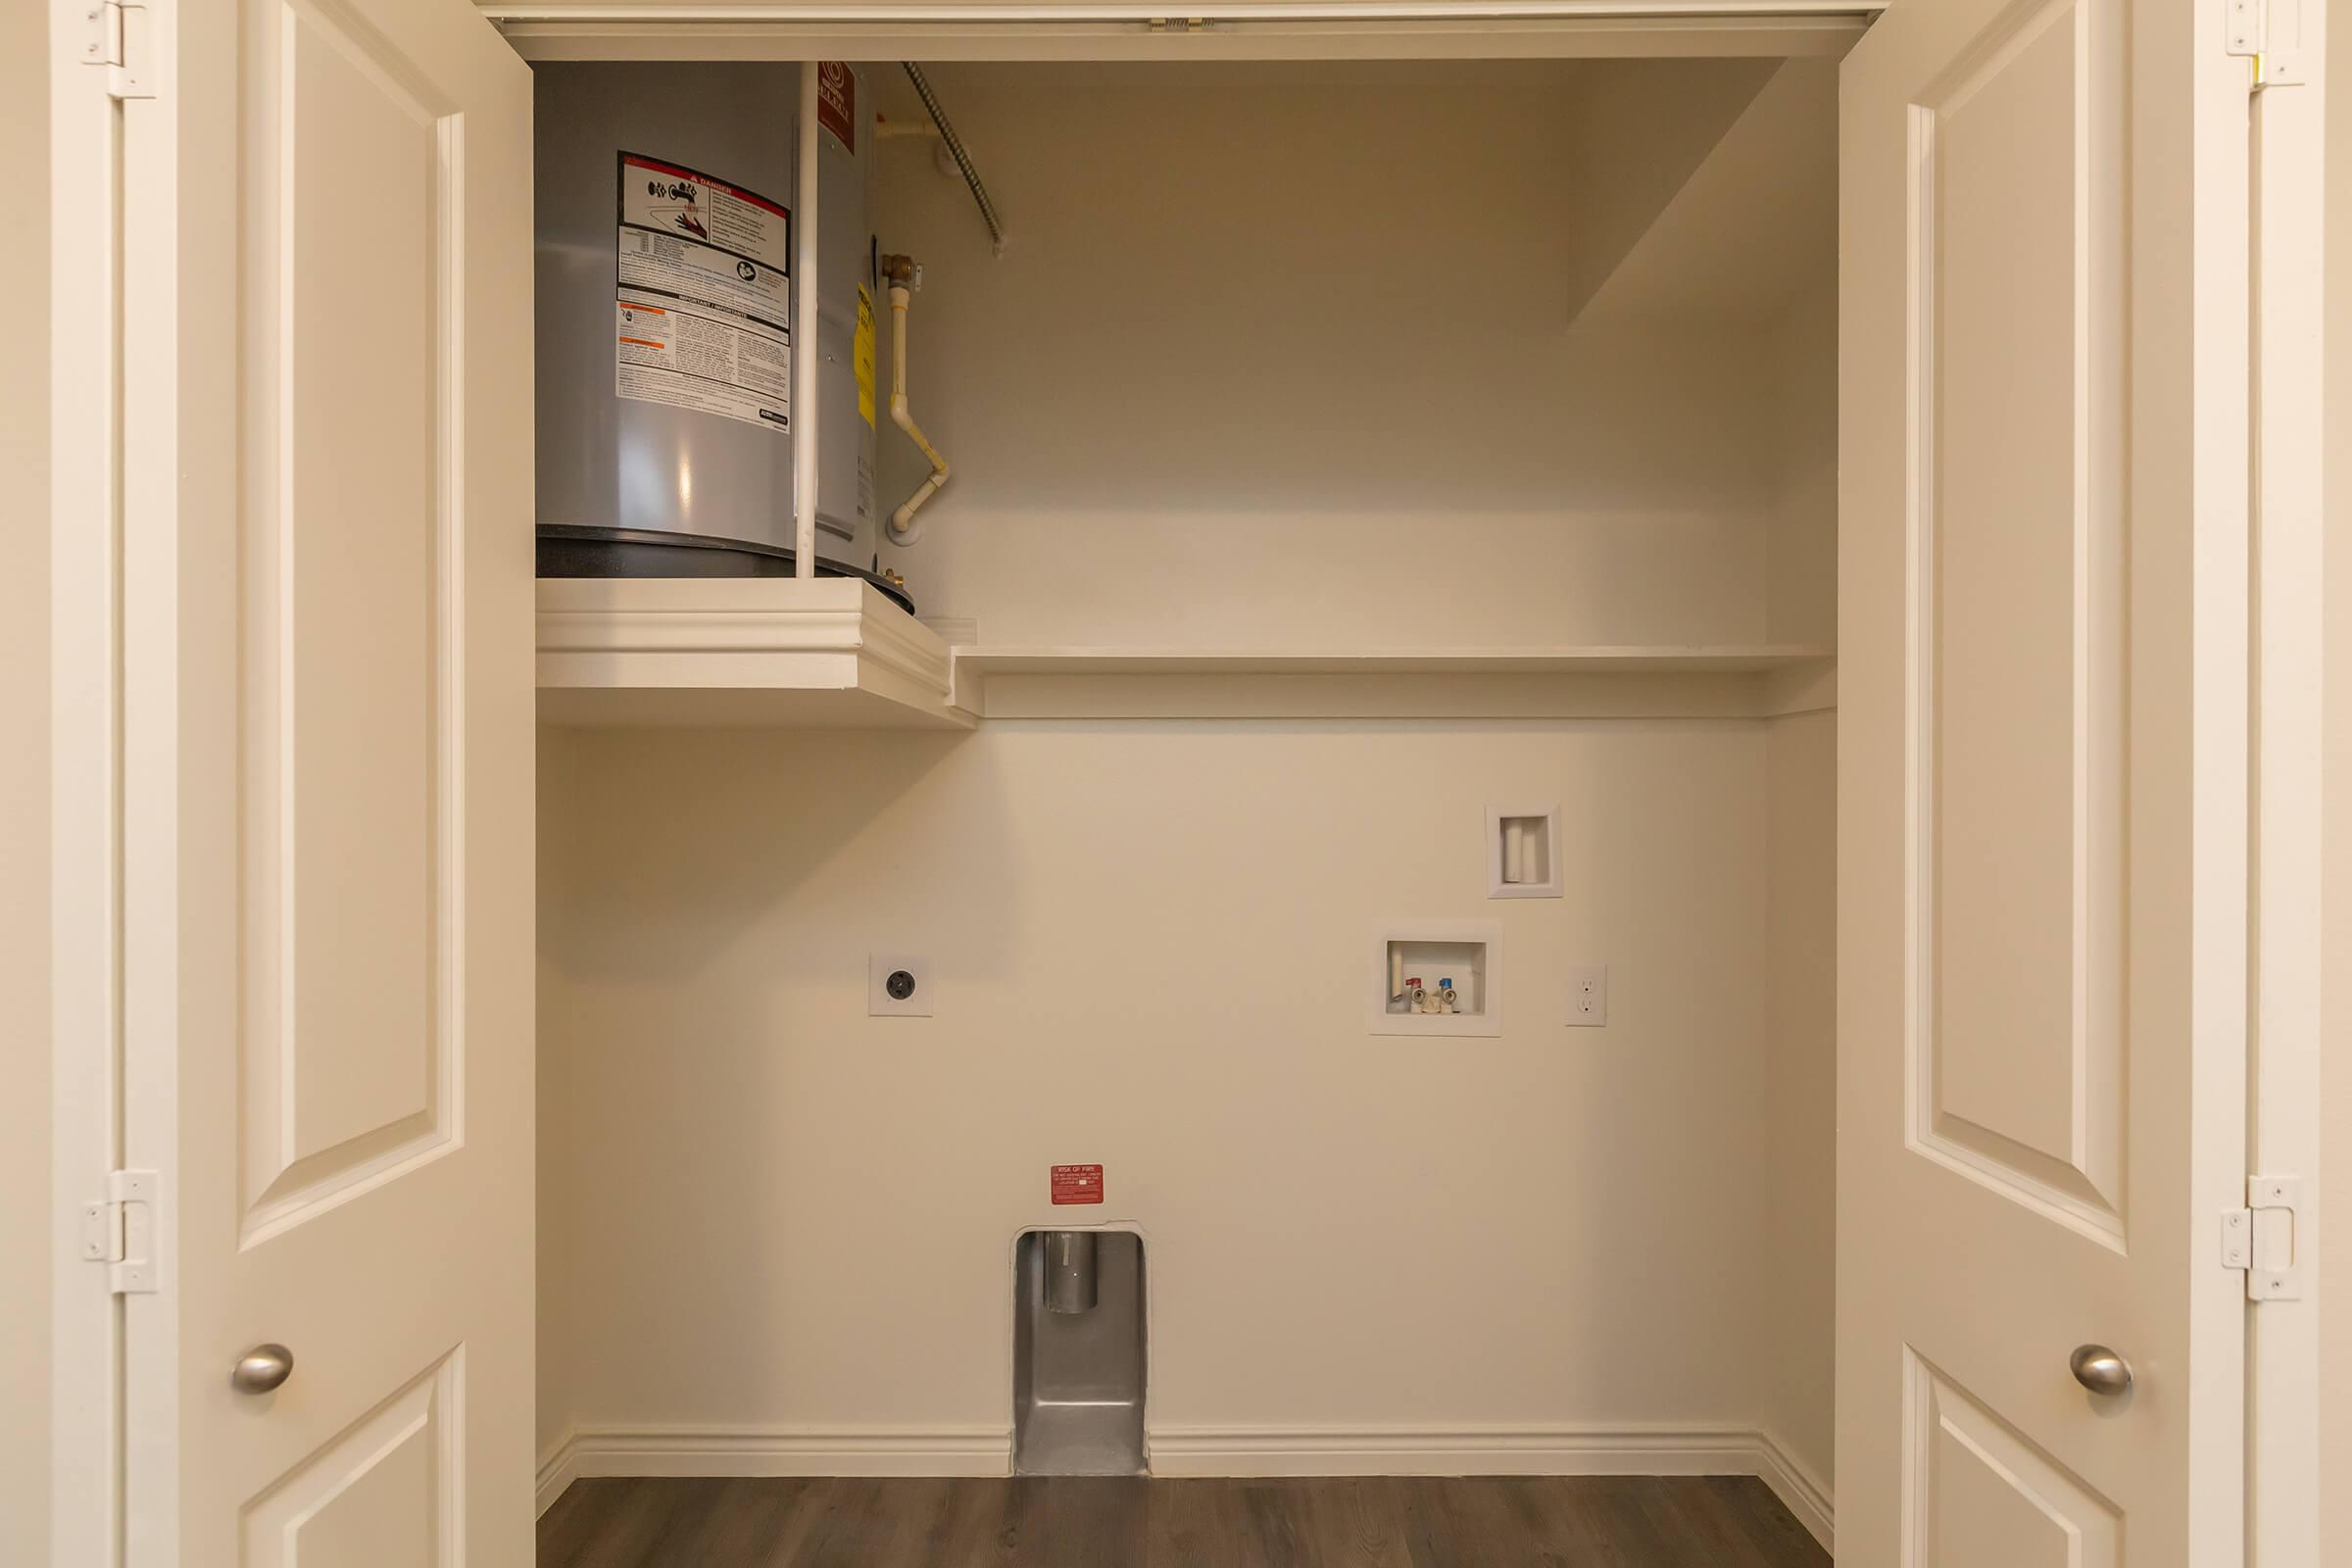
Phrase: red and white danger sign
[
  {"left": 816, "top": 61, "right": 857, "bottom": 153},
  {"left": 1051, "top": 1164, "right": 1103, "bottom": 1205}
]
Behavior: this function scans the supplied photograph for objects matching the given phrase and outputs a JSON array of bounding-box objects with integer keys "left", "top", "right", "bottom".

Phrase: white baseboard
[
  {"left": 1751, "top": 1429, "right": 1836, "bottom": 1554},
  {"left": 1144, "top": 1422, "right": 1761, "bottom": 1478},
  {"left": 537, "top": 1423, "right": 1014, "bottom": 1512},
  {"left": 536, "top": 1428, "right": 581, "bottom": 1519},
  {"left": 534, "top": 1419, "right": 1835, "bottom": 1552}
]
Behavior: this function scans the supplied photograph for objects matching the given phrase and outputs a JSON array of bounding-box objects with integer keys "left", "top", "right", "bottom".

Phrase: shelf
[
  {"left": 954, "top": 645, "right": 1837, "bottom": 720},
  {"left": 536, "top": 583, "right": 1833, "bottom": 725},
  {"left": 952, "top": 646, "right": 1831, "bottom": 677},
  {"left": 536, "top": 577, "right": 978, "bottom": 729}
]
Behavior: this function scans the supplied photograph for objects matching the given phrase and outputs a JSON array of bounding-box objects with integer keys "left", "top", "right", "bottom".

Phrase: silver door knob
[
  {"left": 231, "top": 1343, "right": 294, "bottom": 1395},
  {"left": 2069, "top": 1344, "right": 2131, "bottom": 1396}
]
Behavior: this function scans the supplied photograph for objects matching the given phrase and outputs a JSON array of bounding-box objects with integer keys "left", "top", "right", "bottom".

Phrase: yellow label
[{"left": 854, "top": 284, "right": 877, "bottom": 428}]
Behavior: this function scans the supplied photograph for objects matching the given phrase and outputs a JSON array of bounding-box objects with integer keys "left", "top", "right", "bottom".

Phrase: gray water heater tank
[{"left": 533, "top": 62, "right": 880, "bottom": 581}]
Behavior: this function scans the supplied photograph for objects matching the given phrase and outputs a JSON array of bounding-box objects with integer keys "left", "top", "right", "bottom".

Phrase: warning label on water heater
[
  {"left": 816, "top": 62, "right": 857, "bottom": 153},
  {"left": 613, "top": 152, "right": 793, "bottom": 432}
]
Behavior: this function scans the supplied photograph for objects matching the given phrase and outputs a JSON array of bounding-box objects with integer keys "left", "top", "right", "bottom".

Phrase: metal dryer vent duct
[{"left": 1044, "top": 1231, "right": 1098, "bottom": 1314}]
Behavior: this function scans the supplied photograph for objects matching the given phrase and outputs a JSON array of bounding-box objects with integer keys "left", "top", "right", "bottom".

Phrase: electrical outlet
[
  {"left": 869, "top": 954, "right": 933, "bottom": 1017},
  {"left": 1565, "top": 965, "right": 1607, "bottom": 1027}
]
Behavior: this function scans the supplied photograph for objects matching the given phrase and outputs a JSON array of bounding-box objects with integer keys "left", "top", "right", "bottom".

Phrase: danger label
[
  {"left": 816, "top": 61, "right": 857, "bottom": 153},
  {"left": 1051, "top": 1164, "right": 1103, "bottom": 1205},
  {"left": 613, "top": 151, "right": 793, "bottom": 432}
]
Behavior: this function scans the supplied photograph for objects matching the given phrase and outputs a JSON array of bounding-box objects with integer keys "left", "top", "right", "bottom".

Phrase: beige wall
[
  {"left": 536, "top": 56, "right": 1837, "bottom": 1489},
  {"left": 870, "top": 62, "right": 1798, "bottom": 650},
  {"left": 538, "top": 718, "right": 1826, "bottom": 1451},
  {"left": 537, "top": 740, "right": 583, "bottom": 1462},
  {"left": 1762, "top": 711, "right": 1836, "bottom": 1491},
  {"left": 2, "top": 4, "right": 50, "bottom": 1561},
  {"left": 1766, "top": 283, "right": 1838, "bottom": 648}
]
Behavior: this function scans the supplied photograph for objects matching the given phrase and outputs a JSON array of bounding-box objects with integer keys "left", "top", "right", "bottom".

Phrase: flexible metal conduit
[{"left": 902, "top": 63, "right": 1006, "bottom": 256}]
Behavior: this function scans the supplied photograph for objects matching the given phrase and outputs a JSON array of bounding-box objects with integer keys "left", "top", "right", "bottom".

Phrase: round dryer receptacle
[{"left": 886, "top": 970, "right": 917, "bottom": 1001}]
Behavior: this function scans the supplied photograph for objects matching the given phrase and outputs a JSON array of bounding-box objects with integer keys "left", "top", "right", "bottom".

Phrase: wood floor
[{"left": 537, "top": 1475, "right": 1831, "bottom": 1567}]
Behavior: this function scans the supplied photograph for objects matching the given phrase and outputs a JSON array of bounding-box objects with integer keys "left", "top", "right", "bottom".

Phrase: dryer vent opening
[{"left": 1014, "top": 1230, "right": 1146, "bottom": 1476}]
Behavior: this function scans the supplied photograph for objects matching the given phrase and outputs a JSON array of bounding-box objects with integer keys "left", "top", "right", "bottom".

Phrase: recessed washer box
[{"left": 1372, "top": 921, "right": 1501, "bottom": 1038}]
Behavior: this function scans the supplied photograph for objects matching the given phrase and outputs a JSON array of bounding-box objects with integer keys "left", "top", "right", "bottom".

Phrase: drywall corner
[
  {"left": 1762, "top": 709, "right": 1837, "bottom": 1495},
  {"left": 535, "top": 726, "right": 583, "bottom": 1482}
]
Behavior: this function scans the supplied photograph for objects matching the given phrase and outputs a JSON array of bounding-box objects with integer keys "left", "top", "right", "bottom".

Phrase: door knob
[
  {"left": 2069, "top": 1343, "right": 2131, "bottom": 1396},
  {"left": 231, "top": 1343, "right": 295, "bottom": 1395}
]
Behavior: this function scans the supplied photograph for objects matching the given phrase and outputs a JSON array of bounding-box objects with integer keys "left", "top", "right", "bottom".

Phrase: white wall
[
  {"left": 870, "top": 62, "right": 1797, "bottom": 650},
  {"left": 2, "top": 4, "right": 51, "bottom": 1560},
  {"left": 1762, "top": 711, "right": 1836, "bottom": 1493},
  {"left": 1754, "top": 276, "right": 1837, "bottom": 1497},
  {"left": 537, "top": 57, "right": 1837, "bottom": 1495},
  {"left": 537, "top": 737, "right": 584, "bottom": 1466},
  {"left": 539, "top": 720, "right": 1787, "bottom": 1449},
  {"left": 1766, "top": 282, "right": 1838, "bottom": 647}
]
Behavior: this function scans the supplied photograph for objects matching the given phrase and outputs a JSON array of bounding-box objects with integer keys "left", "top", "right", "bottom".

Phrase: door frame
[
  {"left": 478, "top": 0, "right": 1885, "bottom": 62},
  {"left": 2249, "top": 19, "right": 2328, "bottom": 1565},
  {"left": 48, "top": 1, "right": 2327, "bottom": 1563},
  {"left": 46, "top": 0, "right": 135, "bottom": 1563}
]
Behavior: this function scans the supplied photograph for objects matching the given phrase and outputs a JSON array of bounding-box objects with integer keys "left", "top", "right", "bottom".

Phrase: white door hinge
[
  {"left": 2222, "top": 1174, "right": 2306, "bottom": 1301},
  {"left": 2228, "top": 0, "right": 2308, "bottom": 86},
  {"left": 79, "top": 1169, "right": 161, "bottom": 1295},
  {"left": 74, "top": 1, "right": 156, "bottom": 101}
]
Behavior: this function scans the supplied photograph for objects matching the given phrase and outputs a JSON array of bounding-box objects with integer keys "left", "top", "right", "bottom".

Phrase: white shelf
[
  {"left": 536, "top": 584, "right": 1834, "bottom": 725},
  {"left": 536, "top": 577, "right": 977, "bottom": 729},
  {"left": 955, "top": 644, "right": 1837, "bottom": 720},
  {"left": 951, "top": 645, "right": 1833, "bottom": 677}
]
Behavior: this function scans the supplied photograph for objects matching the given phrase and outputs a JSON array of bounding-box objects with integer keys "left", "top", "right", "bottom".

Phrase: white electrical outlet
[
  {"left": 1565, "top": 965, "right": 1608, "bottom": 1027},
  {"left": 869, "top": 954, "right": 933, "bottom": 1017}
]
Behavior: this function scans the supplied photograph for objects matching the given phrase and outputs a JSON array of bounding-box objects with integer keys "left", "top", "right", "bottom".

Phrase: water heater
[{"left": 533, "top": 62, "right": 887, "bottom": 589}]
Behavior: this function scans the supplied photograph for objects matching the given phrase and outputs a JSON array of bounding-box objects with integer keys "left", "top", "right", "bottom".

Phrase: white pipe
[
  {"left": 791, "top": 61, "right": 820, "bottom": 579},
  {"left": 886, "top": 283, "right": 951, "bottom": 544}
]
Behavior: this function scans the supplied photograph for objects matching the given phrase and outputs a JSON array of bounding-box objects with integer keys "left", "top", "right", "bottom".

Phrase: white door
[
  {"left": 1838, "top": 0, "right": 2252, "bottom": 1561},
  {"left": 113, "top": 0, "right": 536, "bottom": 1561}
]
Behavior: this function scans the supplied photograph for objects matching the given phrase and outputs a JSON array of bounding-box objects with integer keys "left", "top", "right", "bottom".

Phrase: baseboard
[
  {"left": 536, "top": 1428, "right": 581, "bottom": 1518},
  {"left": 1144, "top": 1422, "right": 1762, "bottom": 1479},
  {"left": 1751, "top": 1429, "right": 1836, "bottom": 1553},
  {"left": 1151, "top": 1423, "right": 1832, "bottom": 1550},
  {"left": 534, "top": 1419, "right": 1836, "bottom": 1549},
  {"left": 537, "top": 1423, "right": 1013, "bottom": 1512}
]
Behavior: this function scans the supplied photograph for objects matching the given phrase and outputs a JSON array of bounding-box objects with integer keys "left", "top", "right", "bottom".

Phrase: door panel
[
  {"left": 121, "top": 0, "right": 534, "bottom": 1560},
  {"left": 1839, "top": 0, "right": 2249, "bottom": 1559},
  {"left": 244, "top": 0, "right": 465, "bottom": 1235},
  {"left": 1909, "top": 1351, "right": 2121, "bottom": 1567},
  {"left": 240, "top": 1355, "right": 461, "bottom": 1567},
  {"left": 1913, "top": 0, "right": 2126, "bottom": 1237}
]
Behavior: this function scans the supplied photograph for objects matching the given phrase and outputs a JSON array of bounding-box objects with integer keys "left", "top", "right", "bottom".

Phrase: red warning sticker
[
  {"left": 816, "top": 62, "right": 857, "bottom": 153},
  {"left": 1051, "top": 1164, "right": 1104, "bottom": 1205}
]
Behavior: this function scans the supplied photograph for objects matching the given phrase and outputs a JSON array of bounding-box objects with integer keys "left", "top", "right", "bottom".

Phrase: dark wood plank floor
[{"left": 538, "top": 1475, "right": 1830, "bottom": 1567}]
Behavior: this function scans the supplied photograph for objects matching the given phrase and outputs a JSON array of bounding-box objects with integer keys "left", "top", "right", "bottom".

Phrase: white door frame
[
  {"left": 2249, "top": 21, "right": 2328, "bottom": 1566},
  {"left": 45, "top": 1, "right": 2326, "bottom": 1561},
  {"left": 477, "top": 0, "right": 1886, "bottom": 61},
  {"left": 47, "top": 0, "right": 136, "bottom": 1563}
]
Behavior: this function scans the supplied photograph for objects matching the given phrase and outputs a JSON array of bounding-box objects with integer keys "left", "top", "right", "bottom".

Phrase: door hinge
[
  {"left": 75, "top": 1, "right": 156, "bottom": 101},
  {"left": 2228, "top": 0, "right": 2308, "bottom": 86},
  {"left": 78, "top": 1169, "right": 161, "bottom": 1295},
  {"left": 2222, "top": 1174, "right": 2306, "bottom": 1300}
]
